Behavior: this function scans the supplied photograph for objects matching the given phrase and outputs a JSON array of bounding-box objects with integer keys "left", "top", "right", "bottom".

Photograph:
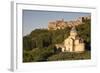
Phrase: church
[{"left": 55, "top": 26, "right": 85, "bottom": 53}]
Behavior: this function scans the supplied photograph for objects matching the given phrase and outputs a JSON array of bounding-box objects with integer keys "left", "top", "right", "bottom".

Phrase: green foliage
[
  {"left": 23, "top": 50, "right": 91, "bottom": 62},
  {"left": 23, "top": 27, "right": 70, "bottom": 51},
  {"left": 51, "top": 28, "right": 70, "bottom": 44},
  {"left": 23, "top": 36, "right": 33, "bottom": 51},
  {"left": 76, "top": 19, "right": 91, "bottom": 50},
  {"left": 23, "top": 47, "right": 56, "bottom": 62},
  {"left": 23, "top": 51, "right": 33, "bottom": 62},
  {"left": 48, "top": 51, "right": 91, "bottom": 61}
]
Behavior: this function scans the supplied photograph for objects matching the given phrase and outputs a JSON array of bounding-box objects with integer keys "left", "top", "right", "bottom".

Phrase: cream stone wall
[
  {"left": 64, "top": 38, "right": 74, "bottom": 52},
  {"left": 74, "top": 39, "right": 79, "bottom": 45},
  {"left": 74, "top": 43, "right": 85, "bottom": 52}
]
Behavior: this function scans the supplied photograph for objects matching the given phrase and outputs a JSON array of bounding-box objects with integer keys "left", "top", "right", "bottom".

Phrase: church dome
[
  {"left": 70, "top": 26, "right": 77, "bottom": 33},
  {"left": 70, "top": 26, "right": 77, "bottom": 36}
]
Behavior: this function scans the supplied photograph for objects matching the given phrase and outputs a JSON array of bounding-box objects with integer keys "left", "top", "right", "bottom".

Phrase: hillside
[{"left": 23, "top": 18, "right": 91, "bottom": 62}]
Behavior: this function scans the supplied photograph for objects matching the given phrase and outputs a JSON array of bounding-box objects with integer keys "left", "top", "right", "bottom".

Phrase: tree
[
  {"left": 76, "top": 19, "right": 91, "bottom": 50},
  {"left": 23, "top": 36, "right": 32, "bottom": 51}
]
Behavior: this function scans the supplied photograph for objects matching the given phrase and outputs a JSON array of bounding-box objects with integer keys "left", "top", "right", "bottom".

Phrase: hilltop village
[{"left": 48, "top": 16, "right": 90, "bottom": 30}]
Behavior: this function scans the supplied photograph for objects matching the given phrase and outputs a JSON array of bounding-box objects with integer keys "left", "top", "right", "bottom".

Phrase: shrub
[{"left": 48, "top": 51, "right": 91, "bottom": 61}]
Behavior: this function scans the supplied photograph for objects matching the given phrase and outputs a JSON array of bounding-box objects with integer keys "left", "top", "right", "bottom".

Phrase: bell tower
[{"left": 70, "top": 26, "right": 77, "bottom": 39}]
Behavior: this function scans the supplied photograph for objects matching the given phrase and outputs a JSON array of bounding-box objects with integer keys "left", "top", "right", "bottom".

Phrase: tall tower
[{"left": 70, "top": 26, "right": 77, "bottom": 39}]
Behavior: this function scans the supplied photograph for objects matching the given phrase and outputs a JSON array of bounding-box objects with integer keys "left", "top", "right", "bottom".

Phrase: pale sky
[{"left": 23, "top": 10, "right": 91, "bottom": 36}]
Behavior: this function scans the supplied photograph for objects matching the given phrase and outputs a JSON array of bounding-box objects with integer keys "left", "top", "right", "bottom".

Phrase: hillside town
[{"left": 48, "top": 16, "right": 90, "bottom": 30}]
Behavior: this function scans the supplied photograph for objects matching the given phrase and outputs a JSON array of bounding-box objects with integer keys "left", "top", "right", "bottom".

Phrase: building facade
[{"left": 55, "top": 26, "right": 85, "bottom": 53}]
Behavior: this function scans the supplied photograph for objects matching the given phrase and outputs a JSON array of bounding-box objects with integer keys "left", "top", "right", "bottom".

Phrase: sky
[{"left": 23, "top": 10, "right": 91, "bottom": 36}]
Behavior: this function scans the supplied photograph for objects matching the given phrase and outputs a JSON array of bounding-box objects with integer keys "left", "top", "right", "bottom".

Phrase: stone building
[
  {"left": 48, "top": 16, "right": 90, "bottom": 30},
  {"left": 48, "top": 19, "right": 66, "bottom": 30},
  {"left": 55, "top": 26, "right": 85, "bottom": 53}
]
